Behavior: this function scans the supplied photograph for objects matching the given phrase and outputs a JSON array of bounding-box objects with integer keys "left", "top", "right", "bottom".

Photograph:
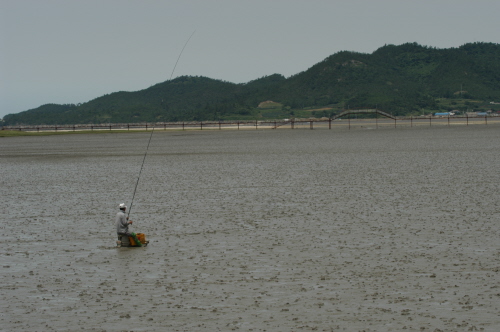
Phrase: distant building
[{"left": 434, "top": 112, "right": 451, "bottom": 117}]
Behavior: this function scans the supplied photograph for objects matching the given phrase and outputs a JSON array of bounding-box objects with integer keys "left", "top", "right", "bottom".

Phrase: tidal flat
[{"left": 1, "top": 125, "right": 499, "bottom": 331}]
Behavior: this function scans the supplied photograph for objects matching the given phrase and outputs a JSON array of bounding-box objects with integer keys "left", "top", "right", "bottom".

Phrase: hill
[{"left": 3, "top": 42, "right": 500, "bottom": 125}]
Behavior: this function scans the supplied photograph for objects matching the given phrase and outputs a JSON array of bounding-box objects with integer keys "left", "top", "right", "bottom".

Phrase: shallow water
[{"left": 1, "top": 126, "right": 500, "bottom": 331}]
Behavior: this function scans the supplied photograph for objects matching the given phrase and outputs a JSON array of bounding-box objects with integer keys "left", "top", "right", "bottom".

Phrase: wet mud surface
[{"left": 1, "top": 126, "right": 500, "bottom": 331}]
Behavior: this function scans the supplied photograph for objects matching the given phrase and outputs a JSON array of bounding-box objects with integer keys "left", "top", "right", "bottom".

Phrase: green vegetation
[
  {"left": 0, "top": 129, "right": 153, "bottom": 137},
  {"left": 3, "top": 42, "right": 500, "bottom": 126}
]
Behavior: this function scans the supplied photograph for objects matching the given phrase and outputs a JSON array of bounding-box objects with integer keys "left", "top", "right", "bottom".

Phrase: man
[{"left": 116, "top": 203, "right": 142, "bottom": 247}]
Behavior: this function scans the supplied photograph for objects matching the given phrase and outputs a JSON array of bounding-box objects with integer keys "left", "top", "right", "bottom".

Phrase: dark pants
[
  {"left": 117, "top": 232, "right": 132, "bottom": 240},
  {"left": 118, "top": 232, "right": 142, "bottom": 246}
]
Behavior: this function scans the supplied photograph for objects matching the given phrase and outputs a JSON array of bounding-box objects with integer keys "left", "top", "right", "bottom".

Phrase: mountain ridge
[{"left": 4, "top": 42, "right": 500, "bottom": 125}]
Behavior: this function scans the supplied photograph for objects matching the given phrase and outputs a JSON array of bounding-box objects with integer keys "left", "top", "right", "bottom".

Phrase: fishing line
[
  {"left": 170, "top": 30, "right": 196, "bottom": 80},
  {"left": 127, "top": 31, "right": 195, "bottom": 219}
]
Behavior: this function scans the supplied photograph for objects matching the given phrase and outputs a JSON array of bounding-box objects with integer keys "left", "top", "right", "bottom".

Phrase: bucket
[{"left": 129, "top": 233, "right": 146, "bottom": 246}]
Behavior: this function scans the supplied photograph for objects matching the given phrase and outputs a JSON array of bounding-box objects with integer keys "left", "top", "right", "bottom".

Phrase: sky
[{"left": 1, "top": 0, "right": 499, "bottom": 119}]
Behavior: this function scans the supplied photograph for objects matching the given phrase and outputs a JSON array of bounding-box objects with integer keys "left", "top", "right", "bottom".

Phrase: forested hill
[{"left": 4, "top": 42, "right": 500, "bottom": 125}]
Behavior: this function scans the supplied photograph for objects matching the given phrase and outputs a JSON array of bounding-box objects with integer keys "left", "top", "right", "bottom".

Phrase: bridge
[
  {"left": 331, "top": 109, "right": 396, "bottom": 120},
  {"left": 271, "top": 108, "right": 395, "bottom": 128}
]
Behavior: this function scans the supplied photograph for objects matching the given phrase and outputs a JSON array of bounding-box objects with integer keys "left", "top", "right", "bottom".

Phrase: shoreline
[{"left": 2, "top": 117, "right": 499, "bottom": 137}]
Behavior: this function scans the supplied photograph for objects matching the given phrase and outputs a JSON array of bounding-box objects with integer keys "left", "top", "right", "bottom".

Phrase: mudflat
[{"left": 1, "top": 125, "right": 499, "bottom": 331}]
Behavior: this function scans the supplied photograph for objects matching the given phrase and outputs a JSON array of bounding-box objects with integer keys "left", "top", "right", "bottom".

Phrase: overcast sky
[{"left": 1, "top": 0, "right": 499, "bottom": 119}]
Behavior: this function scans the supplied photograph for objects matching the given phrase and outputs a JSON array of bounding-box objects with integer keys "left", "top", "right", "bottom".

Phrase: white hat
[{"left": 119, "top": 203, "right": 127, "bottom": 209}]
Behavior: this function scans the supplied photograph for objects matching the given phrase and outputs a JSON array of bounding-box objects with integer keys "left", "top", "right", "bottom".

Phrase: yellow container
[{"left": 129, "top": 233, "right": 146, "bottom": 246}]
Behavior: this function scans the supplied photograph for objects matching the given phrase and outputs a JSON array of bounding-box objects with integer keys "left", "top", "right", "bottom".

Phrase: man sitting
[{"left": 116, "top": 203, "right": 142, "bottom": 247}]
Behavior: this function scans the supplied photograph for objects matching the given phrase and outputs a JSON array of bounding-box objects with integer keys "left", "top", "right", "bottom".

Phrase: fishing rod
[
  {"left": 127, "top": 31, "right": 195, "bottom": 219},
  {"left": 127, "top": 126, "right": 155, "bottom": 219}
]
